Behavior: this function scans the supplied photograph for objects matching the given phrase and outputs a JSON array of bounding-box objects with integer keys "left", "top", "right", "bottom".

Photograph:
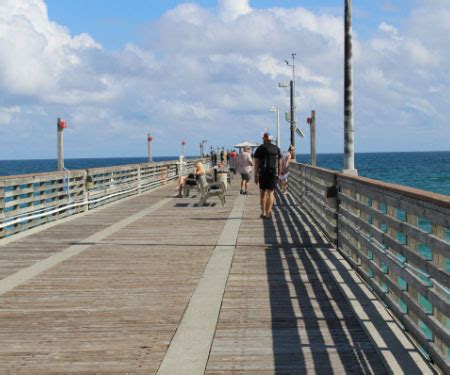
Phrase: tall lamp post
[
  {"left": 269, "top": 107, "right": 280, "bottom": 149},
  {"left": 285, "top": 53, "right": 297, "bottom": 148},
  {"left": 57, "top": 118, "right": 67, "bottom": 172},
  {"left": 344, "top": 0, "right": 357, "bottom": 174},
  {"left": 278, "top": 53, "right": 297, "bottom": 147},
  {"left": 200, "top": 140, "right": 207, "bottom": 158}
]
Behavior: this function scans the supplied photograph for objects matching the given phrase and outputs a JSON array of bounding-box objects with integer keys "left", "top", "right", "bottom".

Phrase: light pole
[
  {"left": 284, "top": 53, "right": 297, "bottom": 148},
  {"left": 147, "top": 134, "right": 153, "bottom": 163},
  {"left": 200, "top": 140, "right": 207, "bottom": 158},
  {"left": 269, "top": 107, "right": 280, "bottom": 149},
  {"left": 57, "top": 118, "right": 67, "bottom": 171},
  {"left": 344, "top": 0, "right": 357, "bottom": 174}
]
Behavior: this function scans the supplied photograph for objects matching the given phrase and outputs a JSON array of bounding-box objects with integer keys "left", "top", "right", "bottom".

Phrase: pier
[{"left": 0, "top": 160, "right": 448, "bottom": 374}]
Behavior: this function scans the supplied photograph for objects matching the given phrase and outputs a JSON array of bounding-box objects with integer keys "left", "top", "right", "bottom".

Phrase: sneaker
[
  {"left": 240, "top": 189, "right": 243, "bottom": 195},
  {"left": 243, "top": 191, "right": 248, "bottom": 195}
]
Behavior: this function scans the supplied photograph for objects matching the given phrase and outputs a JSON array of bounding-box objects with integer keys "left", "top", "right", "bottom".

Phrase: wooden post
[
  {"left": 181, "top": 140, "right": 186, "bottom": 157},
  {"left": 310, "top": 110, "right": 317, "bottom": 166},
  {"left": 148, "top": 134, "right": 153, "bottom": 163},
  {"left": 57, "top": 118, "right": 65, "bottom": 172},
  {"left": 137, "top": 165, "right": 142, "bottom": 194}
]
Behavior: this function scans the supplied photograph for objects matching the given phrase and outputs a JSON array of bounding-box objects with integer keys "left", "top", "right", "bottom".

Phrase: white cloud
[
  {"left": 218, "top": 0, "right": 252, "bottom": 21},
  {"left": 379, "top": 22, "right": 399, "bottom": 36},
  {"left": 0, "top": 0, "right": 103, "bottom": 102},
  {"left": 0, "top": 106, "right": 20, "bottom": 125},
  {"left": 0, "top": 0, "right": 449, "bottom": 159}
]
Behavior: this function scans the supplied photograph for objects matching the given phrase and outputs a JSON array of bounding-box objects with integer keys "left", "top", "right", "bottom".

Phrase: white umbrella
[{"left": 233, "top": 141, "right": 258, "bottom": 148}]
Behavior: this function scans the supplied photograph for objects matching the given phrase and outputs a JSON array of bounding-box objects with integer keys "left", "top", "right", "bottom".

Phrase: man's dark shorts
[
  {"left": 259, "top": 172, "right": 276, "bottom": 190},
  {"left": 241, "top": 172, "right": 251, "bottom": 181}
]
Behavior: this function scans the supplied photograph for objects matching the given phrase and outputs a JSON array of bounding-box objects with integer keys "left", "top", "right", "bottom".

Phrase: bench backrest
[{"left": 197, "top": 175, "right": 208, "bottom": 194}]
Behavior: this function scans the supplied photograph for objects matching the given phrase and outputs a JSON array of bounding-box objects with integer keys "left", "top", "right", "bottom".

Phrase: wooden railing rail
[
  {"left": 289, "top": 162, "right": 449, "bottom": 372},
  {"left": 0, "top": 158, "right": 206, "bottom": 239},
  {"left": 289, "top": 163, "right": 338, "bottom": 243}
]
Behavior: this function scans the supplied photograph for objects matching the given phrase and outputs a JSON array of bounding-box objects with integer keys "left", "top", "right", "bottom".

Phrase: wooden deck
[{"left": 0, "top": 178, "right": 437, "bottom": 374}]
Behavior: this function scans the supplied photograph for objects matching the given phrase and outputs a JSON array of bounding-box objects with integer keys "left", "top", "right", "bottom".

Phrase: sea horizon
[
  {"left": 0, "top": 149, "right": 448, "bottom": 162},
  {"left": 1, "top": 151, "right": 449, "bottom": 196}
]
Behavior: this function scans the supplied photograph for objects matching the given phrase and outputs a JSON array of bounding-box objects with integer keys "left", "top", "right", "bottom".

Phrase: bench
[
  {"left": 183, "top": 171, "right": 215, "bottom": 197},
  {"left": 197, "top": 175, "right": 226, "bottom": 206},
  {"left": 183, "top": 176, "right": 198, "bottom": 197}
]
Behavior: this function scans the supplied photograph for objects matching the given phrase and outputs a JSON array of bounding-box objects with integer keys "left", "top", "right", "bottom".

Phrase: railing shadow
[
  {"left": 262, "top": 190, "right": 389, "bottom": 374},
  {"left": 315, "top": 247, "right": 434, "bottom": 374}
]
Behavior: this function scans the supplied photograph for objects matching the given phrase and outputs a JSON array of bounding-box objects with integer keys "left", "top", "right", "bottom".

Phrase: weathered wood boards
[
  {"left": 0, "top": 159, "right": 205, "bottom": 238},
  {"left": 206, "top": 189, "right": 389, "bottom": 374},
  {"left": 289, "top": 162, "right": 449, "bottom": 372},
  {"left": 0, "top": 182, "right": 236, "bottom": 373},
  {"left": 0, "top": 168, "right": 441, "bottom": 374}
]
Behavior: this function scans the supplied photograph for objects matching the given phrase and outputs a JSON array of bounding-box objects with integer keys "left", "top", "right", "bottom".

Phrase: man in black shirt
[{"left": 254, "top": 132, "right": 281, "bottom": 219}]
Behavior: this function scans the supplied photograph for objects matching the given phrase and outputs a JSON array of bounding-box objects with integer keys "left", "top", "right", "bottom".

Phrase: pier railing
[
  {"left": 290, "top": 162, "right": 449, "bottom": 372},
  {"left": 0, "top": 159, "right": 203, "bottom": 238}
]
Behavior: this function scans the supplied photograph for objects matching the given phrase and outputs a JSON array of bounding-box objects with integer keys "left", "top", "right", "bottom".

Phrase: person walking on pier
[
  {"left": 238, "top": 146, "right": 253, "bottom": 195},
  {"left": 254, "top": 132, "right": 281, "bottom": 219},
  {"left": 280, "top": 145, "right": 295, "bottom": 194}
]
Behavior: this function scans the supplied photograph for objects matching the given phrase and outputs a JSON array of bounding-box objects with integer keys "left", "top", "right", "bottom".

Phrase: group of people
[
  {"left": 211, "top": 148, "right": 235, "bottom": 166},
  {"left": 238, "top": 133, "right": 295, "bottom": 219},
  {"left": 176, "top": 133, "right": 296, "bottom": 220}
]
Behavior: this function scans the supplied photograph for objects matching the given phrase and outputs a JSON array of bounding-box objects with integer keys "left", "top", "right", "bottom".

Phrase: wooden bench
[
  {"left": 197, "top": 175, "right": 226, "bottom": 206},
  {"left": 183, "top": 176, "right": 198, "bottom": 197}
]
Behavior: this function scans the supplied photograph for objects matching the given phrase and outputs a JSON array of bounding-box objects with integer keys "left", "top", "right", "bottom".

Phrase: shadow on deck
[{"left": 261, "top": 191, "right": 430, "bottom": 374}]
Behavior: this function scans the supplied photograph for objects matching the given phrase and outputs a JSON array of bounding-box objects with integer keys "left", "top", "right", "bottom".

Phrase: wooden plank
[
  {"left": 207, "top": 185, "right": 390, "bottom": 374},
  {"left": 0, "top": 182, "right": 238, "bottom": 373}
]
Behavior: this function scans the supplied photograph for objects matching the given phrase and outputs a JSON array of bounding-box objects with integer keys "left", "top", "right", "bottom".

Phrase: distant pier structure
[{"left": 0, "top": 158, "right": 448, "bottom": 373}]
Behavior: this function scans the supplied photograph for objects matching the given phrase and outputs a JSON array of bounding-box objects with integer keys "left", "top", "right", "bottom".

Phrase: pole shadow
[{"left": 262, "top": 189, "right": 389, "bottom": 374}]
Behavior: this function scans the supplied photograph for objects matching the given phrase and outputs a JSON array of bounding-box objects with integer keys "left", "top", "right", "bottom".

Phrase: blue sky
[
  {"left": 0, "top": 0, "right": 449, "bottom": 159},
  {"left": 45, "top": 0, "right": 412, "bottom": 49}
]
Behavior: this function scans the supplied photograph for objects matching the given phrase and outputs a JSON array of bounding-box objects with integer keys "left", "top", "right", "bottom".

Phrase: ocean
[
  {"left": 296, "top": 151, "right": 450, "bottom": 196},
  {"left": 0, "top": 151, "right": 449, "bottom": 196}
]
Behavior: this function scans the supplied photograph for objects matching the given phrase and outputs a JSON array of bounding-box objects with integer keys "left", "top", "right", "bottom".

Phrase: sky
[{"left": 0, "top": 0, "right": 449, "bottom": 159}]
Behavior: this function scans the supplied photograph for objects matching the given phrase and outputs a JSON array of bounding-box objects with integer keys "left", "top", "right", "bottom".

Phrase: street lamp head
[
  {"left": 278, "top": 82, "right": 289, "bottom": 88},
  {"left": 269, "top": 106, "right": 277, "bottom": 112}
]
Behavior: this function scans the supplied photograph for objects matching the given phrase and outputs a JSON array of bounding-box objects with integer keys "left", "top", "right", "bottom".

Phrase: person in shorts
[
  {"left": 280, "top": 145, "right": 295, "bottom": 194},
  {"left": 229, "top": 149, "right": 238, "bottom": 174},
  {"left": 238, "top": 146, "right": 253, "bottom": 195},
  {"left": 254, "top": 132, "right": 281, "bottom": 218}
]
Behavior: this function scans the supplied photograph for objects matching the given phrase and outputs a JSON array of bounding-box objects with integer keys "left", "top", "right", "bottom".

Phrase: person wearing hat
[
  {"left": 238, "top": 146, "right": 253, "bottom": 195},
  {"left": 253, "top": 132, "right": 281, "bottom": 219}
]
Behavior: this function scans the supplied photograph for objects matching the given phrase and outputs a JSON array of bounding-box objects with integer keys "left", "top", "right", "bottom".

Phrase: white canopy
[{"left": 233, "top": 141, "right": 258, "bottom": 148}]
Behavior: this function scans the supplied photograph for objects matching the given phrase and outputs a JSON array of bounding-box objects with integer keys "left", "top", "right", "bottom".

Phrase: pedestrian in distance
[
  {"left": 211, "top": 150, "right": 217, "bottom": 166},
  {"left": 238, "top": 146, "right": 253, "bottom": 195},
  {"left": 229, "top": 149, "right": 238, "bottom": 174},
  {"left": 254, "top": 132, "right": 281, "bottom": 219},
  {"left": 280, "top": 145, "right": 295, "bottom": 194}
]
